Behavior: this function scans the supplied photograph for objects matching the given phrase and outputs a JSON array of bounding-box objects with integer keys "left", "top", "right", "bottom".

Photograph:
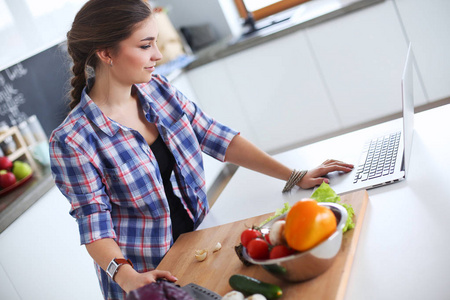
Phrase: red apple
[
  {"left": 0, "top": 170, "right": 16, "bottom": 189},
  {"left": 0, "top": 157, "right": 13, "bottom": 171}
]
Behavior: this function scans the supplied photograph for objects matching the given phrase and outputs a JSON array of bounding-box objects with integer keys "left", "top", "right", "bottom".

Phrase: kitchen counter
[
  {"left": 184, "top": 0, "right": 384, "bottom": 71},
  {"left": 197, "top": 104, "right": 450, "bottom": 299},
  {"left": 0, "top": 167, "right": 54, "bottom": 233}
]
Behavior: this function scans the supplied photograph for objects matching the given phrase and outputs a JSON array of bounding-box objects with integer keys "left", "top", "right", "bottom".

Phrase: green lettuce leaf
[
  {"left": 260, "top": 202, "right": 291, "bottom": 226},
  {"left": 260, "top": 183, "right": 355, "bottom": 232},
  {"left": 310, "top": 182, "right": 355, "bottom": 232}
]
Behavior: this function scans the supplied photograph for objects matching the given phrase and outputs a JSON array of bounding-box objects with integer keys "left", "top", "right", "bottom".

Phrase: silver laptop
[{"left": 325, "top": 43, "right": 415, "bottom": 195}]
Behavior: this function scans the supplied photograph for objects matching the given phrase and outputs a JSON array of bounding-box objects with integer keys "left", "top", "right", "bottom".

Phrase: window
[{"left": 234, "top": 0, "right": 311, "bottom": 22}]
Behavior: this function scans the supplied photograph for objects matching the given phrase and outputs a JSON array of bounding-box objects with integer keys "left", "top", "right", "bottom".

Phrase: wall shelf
[{"left": 0, "top": 126, "right": 40, "bottom": 175}]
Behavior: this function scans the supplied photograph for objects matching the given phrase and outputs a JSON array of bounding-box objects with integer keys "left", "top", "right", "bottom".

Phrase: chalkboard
[{"left": 0, "top": 43, "right": 72, "bottom": 137}]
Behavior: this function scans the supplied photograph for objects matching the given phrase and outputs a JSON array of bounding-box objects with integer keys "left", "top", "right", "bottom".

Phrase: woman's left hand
[
  {"left": 118, "top": 267, "right": 178, "bottom": 294},
  {"left": 298, "top": 159, "right": 354, "bottom": 189}
]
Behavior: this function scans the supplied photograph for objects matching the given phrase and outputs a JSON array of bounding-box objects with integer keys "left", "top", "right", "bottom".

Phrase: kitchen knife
[{"left": 181, "top": 283, "right": 222, "bottom": 300}]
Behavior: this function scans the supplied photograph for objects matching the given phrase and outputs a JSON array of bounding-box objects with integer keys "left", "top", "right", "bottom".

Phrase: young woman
[{"left": 49, "top": 0, "right": 353, "bottom": 299}]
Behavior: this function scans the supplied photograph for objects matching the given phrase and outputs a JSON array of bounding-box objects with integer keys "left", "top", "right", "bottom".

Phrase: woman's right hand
[
  {"left": 298, "top": 159, "right": 354, "bottom": 189},
  {"left": 115, "top": 264, "right": 178, "bottom": 293}
]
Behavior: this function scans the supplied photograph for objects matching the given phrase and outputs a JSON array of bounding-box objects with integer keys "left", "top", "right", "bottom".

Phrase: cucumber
[{"left": 229, "top": 274, "right": 283, "bottom": 299}]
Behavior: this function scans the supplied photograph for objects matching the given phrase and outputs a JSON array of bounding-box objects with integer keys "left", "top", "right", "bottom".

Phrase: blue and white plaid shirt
[{"left": 50, "top": 74, "right": 238, "bottom": 299}]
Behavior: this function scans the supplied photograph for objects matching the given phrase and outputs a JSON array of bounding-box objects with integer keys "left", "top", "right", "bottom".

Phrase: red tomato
[
  {"left": 264, "top": 233, "right": 271, "bottom": 245},
  {"left": 269, "top": 245, "right": 296, "bottom": 259},
  {"left": 240, "top": 229, "right": 261, "bottom": 247},
  {"left": 246, "top": 238, "right": 270, "bottom": 260}
]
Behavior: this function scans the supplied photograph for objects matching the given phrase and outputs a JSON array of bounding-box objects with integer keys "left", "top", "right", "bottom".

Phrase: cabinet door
[
  {"left": 306, "top": 0, "right": 420, "bottom": 128},
  {"left": 187, "top": 59, "right": 260, "bottom": 146},
  {"left": 0, "top": 263, "right": 20, "bottom": 300},
  {"left": 394, "top": 0, "right": 450, "bottom": 102},
  {"left": 222, "top": 30, "right": 340, "bottom": 153},
  {"left": 0, "top": 187, "right": 103, "bottom": 300}
]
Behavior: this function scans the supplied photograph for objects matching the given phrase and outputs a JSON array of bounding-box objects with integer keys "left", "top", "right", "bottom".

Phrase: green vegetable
[
  {"left": 310, "top": 182, "right": 340, "bottom": 203},
  {"left": 310, "top": 182, "right": 355, "bottom": 232},
  {"left": 229, "top": 274, "right": 282, "bottom": 299},
  {"left": 260, "top": 202, "right": 290, "bottom": 226},
  {"left": 260, "top": 183, "right": 355, "bottom": 233}
]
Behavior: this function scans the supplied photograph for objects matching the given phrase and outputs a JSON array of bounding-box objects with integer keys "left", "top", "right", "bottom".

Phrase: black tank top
[{"left": 150, "top": 135, "right": 194, "bottom": 242}]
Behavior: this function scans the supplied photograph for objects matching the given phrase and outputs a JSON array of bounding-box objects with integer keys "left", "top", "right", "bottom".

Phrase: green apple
[{"left": 12, "top": 161, "right": 32, "bottom": 180}]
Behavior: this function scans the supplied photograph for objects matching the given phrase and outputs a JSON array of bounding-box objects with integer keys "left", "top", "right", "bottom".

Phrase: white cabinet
[
  {"left": 187, "top": 31, "right": 341, "bottom": 153},
  {"left": 0, "top": 263, "right": 20, "bottom": 300},
  {"left": 0, "top": 187, "right": 102, "bottom": 300},
  {"left": 183, "top": 1, "right": 425, "bottom": 154},
  {"left": 222, "top": 30, "right": 340, "bottom": 152},
  {"left": 393, "top": 0, "right": 450, "bottom": 102},
  {"left": 184, "top": 0, "right": 450, "bottom": 154},
  {"left": 186, "top": 59, "right": 260, "bottom": 147},
  {"left": 305, "top": 0, "right": 423, "bottom": 128}
]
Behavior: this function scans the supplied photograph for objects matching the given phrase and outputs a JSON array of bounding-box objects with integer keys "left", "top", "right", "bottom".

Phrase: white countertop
[{"left": 198, "top": 104, "right": 450, "bottom": 300}]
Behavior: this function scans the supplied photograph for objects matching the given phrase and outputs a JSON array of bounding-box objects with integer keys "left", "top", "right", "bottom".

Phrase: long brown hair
[{"left": 66, "top": 0, "right": 152, "bottom": 110}]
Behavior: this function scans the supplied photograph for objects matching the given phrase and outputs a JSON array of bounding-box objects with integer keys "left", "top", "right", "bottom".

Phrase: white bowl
[{"left": 242, "top": 202, "right": 348, "bottom": 282}]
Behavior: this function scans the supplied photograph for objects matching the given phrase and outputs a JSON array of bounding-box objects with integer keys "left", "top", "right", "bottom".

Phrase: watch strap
[
  {"left": 114, "top": 258, "right": 133, "bottom": 267},
  {"left": 106, "top": 258, "right": 134, "bottom": 282}
]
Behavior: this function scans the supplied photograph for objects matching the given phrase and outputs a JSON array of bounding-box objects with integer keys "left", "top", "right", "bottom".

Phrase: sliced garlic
[
  {"left": 195, "top": 249, "right": 207, "bottom": 261},
  {"left": 213, "top": 242, "right": 222, "bottom": 252}
]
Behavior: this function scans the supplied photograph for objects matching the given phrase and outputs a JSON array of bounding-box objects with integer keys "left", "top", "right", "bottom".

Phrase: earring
[{"left": 109, "top": 59, "right": 113, "bottom": 67}]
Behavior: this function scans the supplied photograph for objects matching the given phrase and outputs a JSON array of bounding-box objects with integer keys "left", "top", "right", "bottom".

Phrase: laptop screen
[{"left": 401, "top": 43, "right": 414, "bottom": 177}]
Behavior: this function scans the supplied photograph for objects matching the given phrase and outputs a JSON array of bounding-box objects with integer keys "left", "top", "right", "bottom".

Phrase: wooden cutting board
[{"left": 157, "top": 190, "right": 369, "bottom": 299}]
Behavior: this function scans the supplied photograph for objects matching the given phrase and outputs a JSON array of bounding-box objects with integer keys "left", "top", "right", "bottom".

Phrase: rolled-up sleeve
[
  {"left": 50, "top": 139, "right": 116, "bottom": 245},
  {"left": 173, "top": 89, "right": 239, "bottom": 162}
]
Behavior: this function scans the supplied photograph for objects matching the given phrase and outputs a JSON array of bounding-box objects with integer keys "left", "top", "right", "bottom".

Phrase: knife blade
[{"left": 180, "top": 283, "right": 222, "bottom": 300}]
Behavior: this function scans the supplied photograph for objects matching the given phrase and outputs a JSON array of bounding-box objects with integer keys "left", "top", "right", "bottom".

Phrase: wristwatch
[{"left": 106, "top": 258, "right": 134, "bottom": 282}]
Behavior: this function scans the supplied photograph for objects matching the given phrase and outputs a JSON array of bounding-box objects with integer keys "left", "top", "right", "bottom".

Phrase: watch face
[{"left": 107, "top": 262, "right": 116, "bottom": 275}]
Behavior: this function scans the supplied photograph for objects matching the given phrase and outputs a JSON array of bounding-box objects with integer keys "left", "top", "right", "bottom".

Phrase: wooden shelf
[{"left": 0, "top": 126, "right": 40, "bottom": 175}]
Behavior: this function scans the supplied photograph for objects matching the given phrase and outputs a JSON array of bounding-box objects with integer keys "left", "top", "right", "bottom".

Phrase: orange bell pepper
[{"left": 284, "top": 199, "right": 337, "bottom": 252}]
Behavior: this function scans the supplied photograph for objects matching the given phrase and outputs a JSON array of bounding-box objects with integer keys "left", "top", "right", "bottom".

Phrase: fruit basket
[
  {"left": 0, "top": 173, "right": 33, "bottom": 196},
  {"left": 0, "top": 126, "right": 38, "bottom": 168}
]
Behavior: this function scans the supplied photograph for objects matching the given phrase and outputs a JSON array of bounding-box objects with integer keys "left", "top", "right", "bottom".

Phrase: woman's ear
[{"left": 96, "top": 48, "right": 113, "bottom": 66}]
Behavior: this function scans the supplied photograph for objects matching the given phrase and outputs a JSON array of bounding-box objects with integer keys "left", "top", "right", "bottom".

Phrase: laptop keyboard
[{"left": 354, "top": 131, "right": 401, "bottom": 183}]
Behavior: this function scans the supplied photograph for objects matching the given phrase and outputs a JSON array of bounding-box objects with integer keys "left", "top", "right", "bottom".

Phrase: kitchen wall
[
  {"left": 0, "top": 0, "right": 238, "bottom": 71},
  {"left": 0, "top": 0, "right": 86, "bottom": 71}
]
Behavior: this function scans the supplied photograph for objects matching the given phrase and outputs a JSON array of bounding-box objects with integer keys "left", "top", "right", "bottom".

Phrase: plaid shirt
[{"left": 50, "top": 74, "right": 238, "bottom": 299}]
